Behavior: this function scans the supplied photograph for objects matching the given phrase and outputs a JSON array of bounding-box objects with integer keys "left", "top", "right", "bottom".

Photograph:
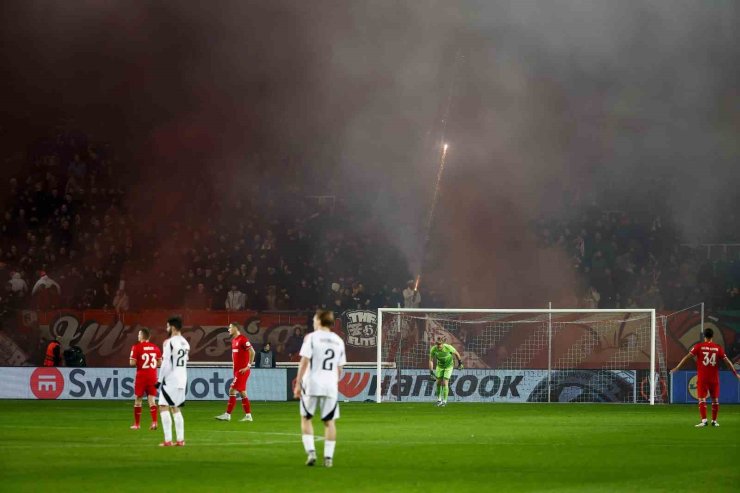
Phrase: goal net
[{"left": 376, "top": 309, "right": 668, "bottom": 404}]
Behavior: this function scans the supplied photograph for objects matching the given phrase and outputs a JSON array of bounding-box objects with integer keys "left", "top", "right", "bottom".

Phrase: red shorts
[
  {"left": 230, "top": 369, "right": 251, "bottom": 392},
  {"left": 134, "top": 375, "right": 158, "bottom": 398},
  {"left": 696, "top": 379, "right": 719, "bottom": 400}
]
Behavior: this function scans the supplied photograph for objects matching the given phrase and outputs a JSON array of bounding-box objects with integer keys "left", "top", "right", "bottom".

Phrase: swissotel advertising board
[{"left": 0, "top": 367, "right": 288, "bottom": 401}]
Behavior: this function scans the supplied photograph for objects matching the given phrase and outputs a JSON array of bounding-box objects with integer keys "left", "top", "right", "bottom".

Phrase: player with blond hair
[{"left": 293, "top": 310, "right": 346, "bottom": 468}]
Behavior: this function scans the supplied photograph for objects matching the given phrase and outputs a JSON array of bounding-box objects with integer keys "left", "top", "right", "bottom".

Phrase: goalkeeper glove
[
  {"left": 457, "top": 362, "right": 464, "bottom": 370},
  {"left": 429, "top": 370, "right": 437, "bottom": 381}
]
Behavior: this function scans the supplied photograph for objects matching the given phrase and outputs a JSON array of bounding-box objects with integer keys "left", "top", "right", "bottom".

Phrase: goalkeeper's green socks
[
  {"left": 435, "top": 384, "right": 441, "bottom": 400},
  {"left": 442, "top": 385, "right": 449, "bottom": 403}
]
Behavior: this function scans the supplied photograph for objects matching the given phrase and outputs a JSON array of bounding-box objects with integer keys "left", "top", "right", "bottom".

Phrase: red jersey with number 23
[
  {"left": 232, "top": 335, "right": 252, "bottom": 373},
  {"left": 690, "top": 342, "right": 725, "bottom": 382},
  {"left": 130, "top": 342, "right": 162, "bottom": 381}
]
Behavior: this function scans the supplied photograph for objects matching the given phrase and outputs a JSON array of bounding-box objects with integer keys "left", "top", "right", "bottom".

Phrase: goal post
[{"left": 376, "top": 308, "right": 665, "bottom": 405}]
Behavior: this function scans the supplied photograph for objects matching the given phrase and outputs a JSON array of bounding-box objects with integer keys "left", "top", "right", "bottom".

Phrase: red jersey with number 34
[
  {"left": 690, "top": 342, "right": 725, "bottom": 382},
  {"left": 232, "top": 334, "right": 252, "bottom": 372},
  {"left": 130, "top": 342, "right": 162, "bottom": 380}
]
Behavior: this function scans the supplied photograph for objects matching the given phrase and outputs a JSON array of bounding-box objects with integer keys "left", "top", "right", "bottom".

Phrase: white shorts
[
  {"left": 299, "top": 394, "right": 340, "bottom": 421},
  {"left": 158, "top": 381, "right": 186, "bottom": 408}
]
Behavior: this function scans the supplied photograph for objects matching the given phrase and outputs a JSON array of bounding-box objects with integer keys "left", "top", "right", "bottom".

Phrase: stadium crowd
[
  {"left": 1, "top": 125, "right": 739, "bottom": 317},
  {"left": 0, "top": 125, "right": 416, "bottom": 316},
  {"left": 535, "top": 204, "right": 740, "bottom": 311}
]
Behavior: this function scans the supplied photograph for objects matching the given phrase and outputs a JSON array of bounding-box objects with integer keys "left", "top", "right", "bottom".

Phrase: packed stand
[
  {"left": 0, "top": 126, "right": 131, "bottom": 314},
  {"left": 535, "top": 204, "right": 740, "bottom": 311},
  {"left": 4, "top": 126, "right": 738, "bottom": 317},
  {"left": 0, "top": 126, "right": 414, "bottom": 316}
]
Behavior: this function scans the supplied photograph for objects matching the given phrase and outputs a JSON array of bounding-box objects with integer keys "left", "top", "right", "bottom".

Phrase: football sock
[
  {"left": 226, "top": 396, "right": 237, "bottom": 414},
  {"left": 698, "top": 401, "right": 707, "bottom": 421},
  {"left": 242, "top": 397, "right": 251, "bottom": 414},
  {"left": 134, "top": 405, "right": 142, "bottom": 426},
  {"left": 711, "top": 402, "right": 719, "bottom": 421},
  {"left": 302, "top": 434, "right": 315, "bottom": 454},
  {"left": 173, "top": 412, "right": 184, "bottom": 442},
  {"left": 149, "top": 405, "right": 158, "bottom": 423},
  {"left": 436, "top": 385, "right": 441, "bottom": 399},
  {"left": 442, "top": 385, "right": 449, "bottom": 402},
  {"left": 325, "top": 440, "right": 336, "bottom": 459},
  {"left": 160, "top": 410, "right": 173, "bottom": 442}
]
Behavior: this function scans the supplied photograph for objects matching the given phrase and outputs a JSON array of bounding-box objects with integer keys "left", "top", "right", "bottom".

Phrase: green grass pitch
[{"left": 0, "top": 400, "right": 738, "bottom": 492}]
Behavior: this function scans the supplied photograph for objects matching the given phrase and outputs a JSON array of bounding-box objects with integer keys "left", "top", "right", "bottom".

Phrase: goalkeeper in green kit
[{"left": 429, "top": 336, "right": 463, "bottom": 407}]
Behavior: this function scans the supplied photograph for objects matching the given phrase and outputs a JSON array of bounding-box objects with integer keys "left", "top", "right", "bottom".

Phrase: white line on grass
[
  {"left": 0, "top": 430, "right": 323, "bottom": 449},
  {"left": 0, "top": 440, "right": 301, "bottom": 449}
]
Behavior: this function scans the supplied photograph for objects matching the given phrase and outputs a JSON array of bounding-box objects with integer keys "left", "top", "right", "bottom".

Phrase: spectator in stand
[
  {"left": 244, "top": 266, "right": 258, "bottom": 291},
  {"left": 211, "top": 274, "right": 227, "bottom": 310},
  {"left": 590, "top": 249, "right": 607, "bottom": 275},
  {"left": 329, "top": 296, "right": 345, "bottom": 316},
  {"left": 277, "top": 287, "right": 291, "bottom": 310},
  {"left": 265, "top": 285, "right": 278, "bottom": 311},
  {"left": 93, "top": 282, "right": 114, "bottom": 309},
  {"left": 350, "top": 283, "right": 369, "bottom": 310},
  {"left": 641, "top": 283, "right": 664, "bottom": 310},
  {"left": 64, "top": 175, "right": 84, "bottom": 196},
  {"left": 0, "top": 285, "right": 12, "bottom": 318},
  {"left": 582, "top": 286, "right": 600, "bottom": 309},
  {"left": 725, "top": 286, "right": 740, "bottom": 310},
  {"left": 294, "top": 279, "right": 315, "bottom": 311},
  {"left": 202, "top": 267, "right": 215, "bottom": 290},
  {"left": 31, "top": 271, "right": 61, "bottom": 309},
  {"left": 327, "top": 282, "right": 341, "bottom": 306},
  {"left": 225, "top": 285, "right": 246, "bottom": 311},
  {"left": 594, "top": 268, "right": 616, "bottom": 308},
  {"left": 622, "top": 296, "right": 639, "bottom": 309},
  {"left": 389, "top": 286, "right": 404, "bottom": 308},
  {"left": 67, "top": 154, "right": 87, "bottom": 181},
  {"left": 9, "top": 272, "right": 28, "bottom": 297},
  {"left": 286, "top": 326, "right": 304, "bottom": 362},
  {"left": 403, "top": 280, "right": 421, "bottom": 308},
  {"left": 185, "top": 283, "right": 211, "bottom": 310},
  {"left": 113, "top": 286, "right": 130, "bottom": 314}
]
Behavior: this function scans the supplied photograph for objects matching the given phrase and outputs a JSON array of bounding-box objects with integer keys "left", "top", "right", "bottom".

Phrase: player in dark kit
[
  {"left": 215, "top": 322, "right": 256, "bottom": 422},
  {"left": 671, "top": 328, "right": 740, "bottom": 427},
  {"left": 129, "top": 328, "right": 162, "bottom": 430}
]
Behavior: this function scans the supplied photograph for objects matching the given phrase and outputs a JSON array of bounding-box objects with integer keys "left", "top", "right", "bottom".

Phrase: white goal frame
[{"left": 376, "top": 308, "right": 657, "bottom": 405}]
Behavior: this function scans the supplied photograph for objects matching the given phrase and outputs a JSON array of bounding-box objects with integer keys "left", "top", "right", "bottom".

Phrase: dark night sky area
[{"left": 1, "top": 1, "right": 738, "bottom": 307}]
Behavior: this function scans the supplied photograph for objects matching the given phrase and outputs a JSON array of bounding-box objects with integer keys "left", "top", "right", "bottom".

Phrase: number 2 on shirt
[
  {"left": 322, "top": 348, "right": 335, "bottom": 371},
  {"left": 176, "top": 349, "right": 189, "bottom": 367}
]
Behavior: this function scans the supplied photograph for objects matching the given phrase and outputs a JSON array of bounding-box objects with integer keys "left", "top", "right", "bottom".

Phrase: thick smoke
[{"left": 1, "top": 1, "right": 737, "bottom": 307}]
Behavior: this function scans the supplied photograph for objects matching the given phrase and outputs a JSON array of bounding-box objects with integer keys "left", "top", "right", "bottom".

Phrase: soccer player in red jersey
[
  {"left": 129, "top": 328, "right": 162, "bottom": 430},
  {"left": 671, "top": 328, "right": 740, "bottom": 427},
  {"left": 215, "top": 322, "right": 256, "bottom": 422}
]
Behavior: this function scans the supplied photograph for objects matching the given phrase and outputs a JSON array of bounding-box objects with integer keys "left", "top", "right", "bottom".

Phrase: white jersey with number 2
[
  {"left": 159, "top": 335, "right": 190, "bottom": 389},
  {"left": 299, "top": 331, "right": 346, "bottom": 397}
]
